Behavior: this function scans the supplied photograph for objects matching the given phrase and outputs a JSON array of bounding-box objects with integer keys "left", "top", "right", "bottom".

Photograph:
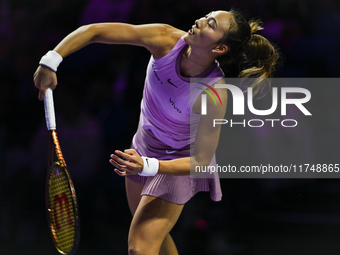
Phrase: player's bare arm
[
  {"left": 110, "top": 79, "right": 228, "bottom": 176},
  {"left": 53, "top": 23, "right": 185, "bottom": 58},
  {"left": 34, "top": 23, "right": 185, "bottom": 100}
]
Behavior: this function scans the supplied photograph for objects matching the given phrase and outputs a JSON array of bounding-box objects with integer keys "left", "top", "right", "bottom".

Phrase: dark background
[{"left": 1, "top": 0, "right": 340, "bottom": 254}]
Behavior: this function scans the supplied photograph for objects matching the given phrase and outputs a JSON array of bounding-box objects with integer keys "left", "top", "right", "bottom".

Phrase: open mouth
[{"left": 188, "top": 27, "right": 195, "bottom": 35}]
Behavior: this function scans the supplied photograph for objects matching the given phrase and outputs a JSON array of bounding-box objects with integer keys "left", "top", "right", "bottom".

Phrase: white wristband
[
  {"left": 139, "top": 156, "right": 159, "bottom": 176},
  {"left": 39, "top": 51, "right": 63, "bottom": 72}
]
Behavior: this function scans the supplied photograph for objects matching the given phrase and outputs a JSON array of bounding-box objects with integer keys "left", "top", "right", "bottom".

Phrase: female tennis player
[{"left": 34, "top": 9, "right": 278, "bottom": 255}]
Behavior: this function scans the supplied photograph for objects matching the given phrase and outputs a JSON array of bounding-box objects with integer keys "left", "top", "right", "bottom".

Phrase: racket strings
[{"left": 48, "top": 164, "right": 75, "bottom": 253}]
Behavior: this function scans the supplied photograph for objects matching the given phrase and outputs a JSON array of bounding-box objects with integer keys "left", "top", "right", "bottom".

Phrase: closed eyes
[{"left": 207, "top": 18, "right": 217, "bottom": 28}]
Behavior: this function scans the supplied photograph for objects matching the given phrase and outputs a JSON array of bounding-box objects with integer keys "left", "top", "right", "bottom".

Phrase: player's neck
[{"left": 181, "top": 46, "right": 214, "bottom": 77}]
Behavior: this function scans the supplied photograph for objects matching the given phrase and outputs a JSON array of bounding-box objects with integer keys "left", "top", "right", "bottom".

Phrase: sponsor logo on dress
[
  {"left": 166, "top": 150, "right": 177, "bottom": 154},
  {"left": 167, "top": 79, "right": 178, "bottom": 88},
  {"left": 152, "top": 64, "right": 163, "bottom": 85},
  {"left": 169, "top": 98, "right": 182, "bottom": 113}
]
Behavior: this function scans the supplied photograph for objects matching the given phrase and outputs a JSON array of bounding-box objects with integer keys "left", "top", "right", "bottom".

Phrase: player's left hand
[{"left": 109, "top": 149, "right": 143, "bottom": 176}]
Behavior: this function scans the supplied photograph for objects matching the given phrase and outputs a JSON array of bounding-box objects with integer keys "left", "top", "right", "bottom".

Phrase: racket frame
[{"left": 44, "top": 89, "right": 80, "bottom": 255}]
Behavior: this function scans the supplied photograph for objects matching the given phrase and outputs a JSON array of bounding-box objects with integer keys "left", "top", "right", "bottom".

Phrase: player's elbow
[
  {"left": 78, "top": 24, "right": 98, "bottom": 43},
  {"left": 193, "top": 154, "right": 213, "bottom": 168},
  {"left": 190, "top": 155, "right": 214, "bottom": 176},
  {"left": 78, "top": 23, "right": 112, "bottom": 43}
]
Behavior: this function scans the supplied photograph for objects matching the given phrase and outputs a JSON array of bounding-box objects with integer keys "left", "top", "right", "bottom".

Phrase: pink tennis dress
[{"left": 127, "top": 36, "right": 224, "bottom": 204}]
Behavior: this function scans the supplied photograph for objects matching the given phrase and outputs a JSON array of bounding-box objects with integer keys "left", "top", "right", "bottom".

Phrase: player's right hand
[
  {"left": 109, "top": 149, "right": 144, "bottom": 176},
  {"left": 33, "top": 65, "right": 58, "bottom": 100}
]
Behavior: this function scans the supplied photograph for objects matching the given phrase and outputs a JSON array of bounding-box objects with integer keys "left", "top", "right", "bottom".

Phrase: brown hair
[{"left": 217, "top": 9, "right": 280, "bottom": 97}]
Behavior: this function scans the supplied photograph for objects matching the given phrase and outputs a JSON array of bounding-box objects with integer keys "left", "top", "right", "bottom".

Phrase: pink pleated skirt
[{"left": 126, "top": 124, "right": 222, "bottom": 205}]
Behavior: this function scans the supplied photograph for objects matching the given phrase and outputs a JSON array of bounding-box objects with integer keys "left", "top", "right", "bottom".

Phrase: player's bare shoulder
[
  {"left": 214, "top": 79, "right": 228, "bottom": 104},
  {"left": 141, "top": 24, "right": 186, "bottom": 58}
]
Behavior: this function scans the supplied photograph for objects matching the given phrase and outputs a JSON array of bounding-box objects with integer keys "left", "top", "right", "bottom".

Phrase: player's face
[{"left": 184, "top": 11, "right": 232, "bottom": 51}]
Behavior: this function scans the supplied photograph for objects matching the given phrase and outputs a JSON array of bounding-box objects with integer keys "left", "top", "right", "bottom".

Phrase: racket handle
[{"left": 44, "top": 88, "right": 56, "bottom": 130}]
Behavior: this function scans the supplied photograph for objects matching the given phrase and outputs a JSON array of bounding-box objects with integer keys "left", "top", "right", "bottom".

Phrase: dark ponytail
[{"left": 217, "top": 9, "right": 280, "bottom": 97}]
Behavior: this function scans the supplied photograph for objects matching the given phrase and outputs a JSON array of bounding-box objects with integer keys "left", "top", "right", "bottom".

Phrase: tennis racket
[{"left": 44, "top": 88, "right": 80, "bottom": 255}]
